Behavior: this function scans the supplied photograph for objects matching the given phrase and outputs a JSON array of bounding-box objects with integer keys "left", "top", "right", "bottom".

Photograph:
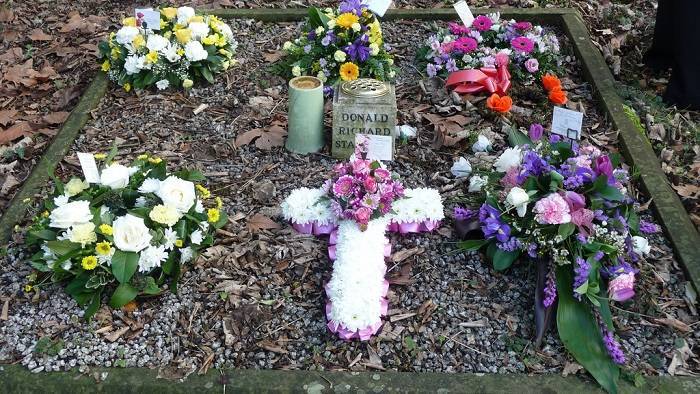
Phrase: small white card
[
  {"left": 453, "top": 1, "right": 474, "bottom": 28},
  {"left": 135, "top": 8, "right": 161, "bottom": 30},
  {"left": 367, "top": 0, "right": 392, "bottom": 18},
  {"left": 77, "top": 152, "right": 101, "bottom": 183},
  {"left": 551, "top": 106, "right": 584, "bottom": 140},
  {"left": 364, "top": 134, "right": 393, "bottom": 161}
]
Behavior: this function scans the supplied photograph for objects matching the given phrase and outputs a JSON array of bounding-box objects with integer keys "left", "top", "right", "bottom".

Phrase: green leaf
[
  {"left": 597, "top": 185, "right": 624, "bottom": 201},
  {"left": 173, "top": 169, "right": 206, "bottom": 182},
  {"left": 556, "top": 265, "right": 619, "bottom": 394},
  {"left": 213, "top": 210, "right": 228, "bottom": 229},
  {"left": 46, "top": 240, "right": 80, "bottom": 256},
  {"left": 457, "top": 239, "right": 488, "bottom": 251},
  {"left": 493, "top": 249, "right": 519, "bottom": 271},
  {"left": 200, "top": 66, "right": 214, "bottom": 84},
  {"left": 574, "top": 281, "right": 588, "bottom": 295},
  {"left": 558, "top": 223, "right": 576, "bottom": 240},
  {"left": 596, "top": 281, "right": 615, "bottom": 331},
  {"left": 109, "top": 283, "right": 138, "bottom": 308},
  {"left": 308, "top": 7, "right": 331, "bottom": 28},
  {"left": 29, "top": 230, "right": 56, "bottom": 241},
  {"left": 142, "top": 276, "right": 161, "bottom": 295},
  {"left": 507, "top": 127, "right": 534, "bottom": 147},
  {"left": 85, "top": 289, "right": 103, "bottom": 321},
  {"left": 111, "top": 251, "right": 139, "bottom": 283}
]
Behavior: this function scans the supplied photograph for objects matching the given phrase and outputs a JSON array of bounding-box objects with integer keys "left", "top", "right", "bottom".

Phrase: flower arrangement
[
  {"left": 281, "top": 138, "right": 444, "bottom": 340},
  {"left": 98, "top": 6, "right": 237, "bottom": 92},
  {"left": 458, "top": 127, "right": 651, "bottom": 392},
  {"left": 416, "top": 13, "right": 568, "bottom": 112},
  {"left": 275, "top": 1, "right": 396, "bottom": 94},
  {"left": 25, "top": 151, "right": 227, "bottom": 319}
]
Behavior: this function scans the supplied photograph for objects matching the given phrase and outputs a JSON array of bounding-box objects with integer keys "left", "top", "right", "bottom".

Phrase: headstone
[{"left": 332, "top": 78, "right": 397, "bottom": 159}]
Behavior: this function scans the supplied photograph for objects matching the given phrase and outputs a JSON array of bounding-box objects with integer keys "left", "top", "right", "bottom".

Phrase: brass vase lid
[{"left": 340, "top": 78, "right": 389, "bottom": 98}]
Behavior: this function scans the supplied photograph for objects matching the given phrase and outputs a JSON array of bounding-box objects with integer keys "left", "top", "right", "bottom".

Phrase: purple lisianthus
[
  {"left": 517, "top": 151, "right": 551, "bottom": 183},
  {"left": 550, "top": 134, "right": 562, "bottom": 143},
  {"left": 528, "top": 123, "right": 544, "bottom": 141},
  {"left": 472, "top": 15, "right": 493, "bottom": 32},
  {"left": 479, "top": 203, "right": 511, "bottom": 243},
  {"left": 511, "top": 36, "right": 534, "bottom": 53},
  {"left": 639, "top": 219, "right": 660, "bottom": 234},
  {"left": 321, "top": 32, "right": 335, "bottom": 46},
  {"left": 319, "top": 58, "right": 327, "bottom": 68},
  {"left": 307, "top": 31, "right": 316, "bottom": 41},
  {"left": 323, "top": 86, "right": 334, "bottom": 97},
  {"left": 594, "top": 155, "right": 614, "bottom": 180}
]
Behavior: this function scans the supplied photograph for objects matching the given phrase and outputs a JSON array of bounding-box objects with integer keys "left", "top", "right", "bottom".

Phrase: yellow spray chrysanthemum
[
  {"left": 207, "top": 208, "right": 220, "bottom": 224},
  {"left": 148, "top": 157, "right": 162, "bottom": 164},
  {"left": 137, "top": 154, "right": 148, "bottom": 160},
  {"left": 96, "top": 241, "right": 112, "bottom": 256},
  {"left": 122, "top": 17, "right": 137, "bottom": 27},
  {"left": 336, "top": 12, "right": 359, "bottom": 29},
  {"left": 81, "top": 255, "right": 98, "bottom": 270},
  {"left": 175, "top": 240, "right": 183, "bottom": 248},
  {"left": 202, "top": 34, "right": 217, "bottom": 46},
  {"left": 209, "top": 15, "right": 222, "bottom": 29},
  {"left": 24, "top": 284, "right": 33, "bottom": 293},
  {"left": 94, "top": 153, "right": 107, "bottom": 160},
  {"left": 41, "top": 210, "right": 50, "bottom": 218},
  {"left": 215, "top": 35, "right": 227, "bottom": 47},
  {"left": 339, "top": 62, "right": 360, "bottom": 81},
  {"left": 368, "top": 20, "right": 383, "bottom": 46},
  {"left": 124, "top": 82, "right": 131, "bottom": 92},
  {"left": 99, "top": 224, "right": 113, "bottom": 236},
  {"left": 110, "top": 47, "right": 121, "bottom": 60},
  {"left": 196, "top": 184, "right": 211, "bottom": 199},
  {"left": 215, "top": 197, "right": 223, "bottom": 209},
  {"left": 145, "top": 50, "right": 158, "bottom": 64},
  {"left": 161, "top": 7, "right": 177, "bottom": 20},
  {"left": 175, "top": 28, "right": 191, "bottom": 44}
]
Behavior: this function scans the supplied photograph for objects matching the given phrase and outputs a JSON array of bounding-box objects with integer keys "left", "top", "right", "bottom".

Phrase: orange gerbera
[
  {"left": 548, "top": 87, "right": 568, "bottom": 105},
  {"left": 486, "top": 93, "right": 513, "bottom": 113},
  {"left": 542, "top": 74, "right": 562, "bottom": 91},
  {"left": 339, "top": 62, "right": 360, "bottom": 81}
]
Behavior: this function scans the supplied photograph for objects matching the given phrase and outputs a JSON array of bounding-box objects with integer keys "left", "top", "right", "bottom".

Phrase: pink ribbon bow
[{"left": 445, "top": 65, "right": 511, "bottom": 95}]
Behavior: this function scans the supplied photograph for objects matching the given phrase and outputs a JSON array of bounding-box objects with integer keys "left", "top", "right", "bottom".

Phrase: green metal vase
[{"left": 286, "top": 76, "right": 325, "bottom": 154}]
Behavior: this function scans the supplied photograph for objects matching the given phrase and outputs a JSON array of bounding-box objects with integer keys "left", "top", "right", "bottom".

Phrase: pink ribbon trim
[{"left": 446, "top": 65, "right": 511, "bottom": 95}]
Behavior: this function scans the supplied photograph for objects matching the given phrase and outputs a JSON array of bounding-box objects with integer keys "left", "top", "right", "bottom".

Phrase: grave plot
[{"left": 0, "top": 6, "right": 698, "bottom": 393}]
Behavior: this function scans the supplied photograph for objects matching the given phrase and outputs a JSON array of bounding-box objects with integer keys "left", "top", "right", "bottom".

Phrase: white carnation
[
  {"left": 468, "top": 175, "right": 487, "bottom": 192},
  {"left": 184, "top": 41, "right": 208, "bottom": 62},
  {"left": 176, "top": 6, "right": 195, "bottom": 25},
  {"left": 115, "top": 26, "right": 140, "bottom": 45},
  {"left": 138, "top": 178, "right": 161, "bottom": 194},
  {"left": 188, "top": 22, "right": 210, "bottom": 40},
  {"left": 138, "top": 245, "right": 168, "bottom": 273},
  {"left": 156, "top": 79, "right": 170, "bottom": 90},
  {"left": 146, "top": 34, "right": 169, "bottom": 52},
  {"left": 190, "top": 229, "right": 203, "bottom": 245},
  {"left": 124, "top": 55, "right": 146, "bottom": 75},
  {"left": 494, "top": 147, "right": 523, "bottom": 173}
]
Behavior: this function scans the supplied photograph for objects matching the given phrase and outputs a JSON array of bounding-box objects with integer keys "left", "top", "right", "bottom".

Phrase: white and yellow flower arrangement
[
  {"left": 25, "top": 147, "right": 227, "bottom": 319},
  {"left": 98, "top": 6, "right": 237, "bottom": 91}
]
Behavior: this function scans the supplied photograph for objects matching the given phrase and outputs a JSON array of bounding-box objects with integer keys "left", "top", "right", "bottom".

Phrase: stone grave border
[{"left": 0, "top": 7, "right": 699, "bottom": 391}]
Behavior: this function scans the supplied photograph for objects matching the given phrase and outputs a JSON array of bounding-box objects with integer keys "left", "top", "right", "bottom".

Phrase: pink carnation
[
  {"left": 524, "top": 58, "right": 539, "bottom": 73},
  {"left": 534, "top": 193, "right": 571, "bottom": 224},
  {"left": 495, "top": 52, "right": 510, "bottom": 67},
  {"left": 364, "top": 177, "right": 378, "bottom": 193},
  {"left": 354, "top": 207, "right": 372, "bottom": 225},
  {"left": 571, "top": 208, "right": 595, "bottom": 236},
  {"left": 374, "top": 168, "right": 390, "bottom": 180},
  {"left": 352, "top": 159, "right": 370, "bottom": 175},
  {"left": 500, "top": 167, "right": 520, "bottom": 189},
  {"left": 440, "top": 41, "right": 455, "bottom": 54},
  {"left": 608, "top": 272, "right": 635, "bottom": 302}
]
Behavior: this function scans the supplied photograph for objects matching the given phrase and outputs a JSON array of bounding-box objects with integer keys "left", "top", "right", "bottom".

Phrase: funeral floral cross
[{"left": 281, "top": 137, "right": 444, "bottom": 340}]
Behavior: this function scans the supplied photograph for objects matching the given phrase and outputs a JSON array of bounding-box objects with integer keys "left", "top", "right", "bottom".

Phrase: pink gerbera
[
  {"left": 511, "top": 36, "right": 534, "bottom": 53},
  {"left": 332, "top": 175, "right": 355, "bottom": 197},
  {"left": 472, "top": 15, "right": 493, "bottom": 32},
  {"left": 454, "top": 36, "right": 478, "bottom": 53},
  {"left": 448, "top": 22, "right": 471, "bottom": 36},
  {"left": 513, "top": 21, "right": 532, "bottom": 31}
]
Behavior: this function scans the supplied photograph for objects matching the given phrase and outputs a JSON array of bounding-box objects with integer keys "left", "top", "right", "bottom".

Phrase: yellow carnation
[
  {"left": 149, "top": 204, "right": 180, "bottom": 227},
  {"left": 207, "top": 208, "right": 220, "bottom": 224},
  {"left": 96, "top": 241, "right": 112, "bottom": 256},
  {"left": 132, "top": 35, "right": 145, "bottom": 49},
  {"left": 122, "top": 17, "right": 137, "bottom": 27},
  {"left": 145, "top": 50, "right": 158, "bottom": 64},
  {"left": 336, "top": 13, "right": 359, "bottom": 29},
  {"left": 161, "top": 7, "right": 177, "bottom": 20},
  {"left": 70, "top": 223, "right": 97, "bottom": 246},
  {"left": 175, "top": 28, "right": 192, "bottom": 44},
  {"left": 99, "top": 224, "right": 113, "bottom": 236},
  {"left": 81, "top": 255, "right": 98, "bottom": 270}
]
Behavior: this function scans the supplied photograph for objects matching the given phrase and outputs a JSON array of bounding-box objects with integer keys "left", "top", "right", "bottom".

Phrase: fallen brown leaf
[
  {"left": 247, "top": 213, "right": 280, "bottom": 232},
  {"left": 43, "top": 111, "right": 70, "bottom": 125},
  {"left": 0, "top": 121, "right": 33, "bottom": 145},
  {"left": 257, "top": 339, "right": 288, "bottom": 354},
  {"left": 28, "top": 28, "right": 52, "bottom": 41},
  {"left": 0, "top": 109, "right": 17, "bottom": 126}
]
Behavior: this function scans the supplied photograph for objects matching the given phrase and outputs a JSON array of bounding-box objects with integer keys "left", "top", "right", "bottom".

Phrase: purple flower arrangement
[
  {"left": 416, "top": 13, "right": 561, "bottom": 81},
  {"left": 457, "top": 125, "right": 654, "bottom": 390},
  {"left": 325, "top": 136, "right": 405, "bottom": 229}
]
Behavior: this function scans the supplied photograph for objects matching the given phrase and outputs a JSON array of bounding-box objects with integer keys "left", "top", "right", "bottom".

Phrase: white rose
[
  {"left": 188, "top": 22, "right": 210, "bottom": 40},
  {"left": 468, "top": 175, "right": 487, "bottom": 192},
  {"left": 494, "top": 147, "right": 522, "bottom": 173},
  {"left": 450, "top": 157, "right": 472, "bottom": 178},
  {"left": 334, "top": 50, "right": 346, "bottom": 62},
  {"left": 156, "top": 79, "right": 170, "bottom": 90},
  {"left": 112, "top": 214, "right": 153, "bottom": 252},
  {"left": 100, "top": 163, "right": 132, "bottom": 189},
  {"left": 184, "top": 41, "right": 208, "bottom": 62},
  {"left": 49, "top": 200, "right": 93, "bottom": 229},
  {"left": 138, "top": 178, "right": 161, "bottom": 193},
  {"left": 156, "top": 176, "right": 196, "bottom": 214},
  {"left": 65, "top": 177, "right": 89, "bottom": 197},
  {"left": 146, "top": 35, "right": 169, "bottom": 52},
  {"left": 632, "top": 236, "right": 651, "bottom": 256},
  {"left": 115, "top": 26, "right": 140, "bottom": 45},
  {"left": 506, "top": 187, "right": 530, "bottom": 217},
  {"left": 472, "top": 134, "right": 491, "bottom": 153},
  {"left": 177, "top": 6, "right": 195, "bottom": 25}
]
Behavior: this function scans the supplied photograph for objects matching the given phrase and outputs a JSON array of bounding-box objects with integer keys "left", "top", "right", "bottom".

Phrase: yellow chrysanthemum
[
  {"left": 101, "top": 60, "right": 110, "bottom": 71},
  {"left": 339, "top": 62, "right": 360, "bottom": 81},
  {"left": 209, "top": 15, "right": 222, "bottom": 29},
  {"left": 160, "top": 19, "right": 168, "bottom": 30},
  {"left": 124, "top": 83, "right": 131, "bottom": 92},
  {"left": 96, "top": 241, "right": 112, "bottom": 256},
  {"left": 174, "top": 240, "right": 183, "bottom": 248},
  {"left": 161, "top": 7, "right": 177, "bottom": 20},
  {"left": 207, "top": 208, "right": 220, "bottom": 224},
  {"left": 148, "top": 157, "right": 162, "bottom": 164},
  {"left": 202, "top": 34, "right": 217, "bottom": 46},
  {"left": 81, "top": 255, "right": 98, "bottom": 270},
  {"left": 122, "top": 17, "right": 137, "bottom": 27},
  {"left": 145, "top": 50, "right": 158, "bottom": 64},
  {"left": 215, "top": 197, "right": 223, "bottom": 209},
  {"left": 41, "top": 210, "right": 50, "bottom": 218},
  {"left": 94, "top": 153, "right": 106, "bottom": 160},
  {"left": 196, "top": 184, "right": 211, "bottom": 199},
  {"left": 137, "top": 154, "right": 148, "bottom": 160},
  {"left": 99, "top": 224, "right": 113, "bottom": 236},
  {"left": 110, "top": 47, "right": 121, "bottom": 60},
  {"left": 175, "top": 28, "right": 191, "bottom": 44},
  {"left": 24, "top": 284, "right": 33, "bottom": 293},
  {"left": 336, "top": 13, "right": 359, "bottom": 29},
  {"left": 177, "top": 48, "right": 185, "bottom": 56},
  {"left": 132, "top": 34, "right": 145, "bottom": 49},
  {"left": 215, "top": 35, "right": 227, "bottom": 47}
]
